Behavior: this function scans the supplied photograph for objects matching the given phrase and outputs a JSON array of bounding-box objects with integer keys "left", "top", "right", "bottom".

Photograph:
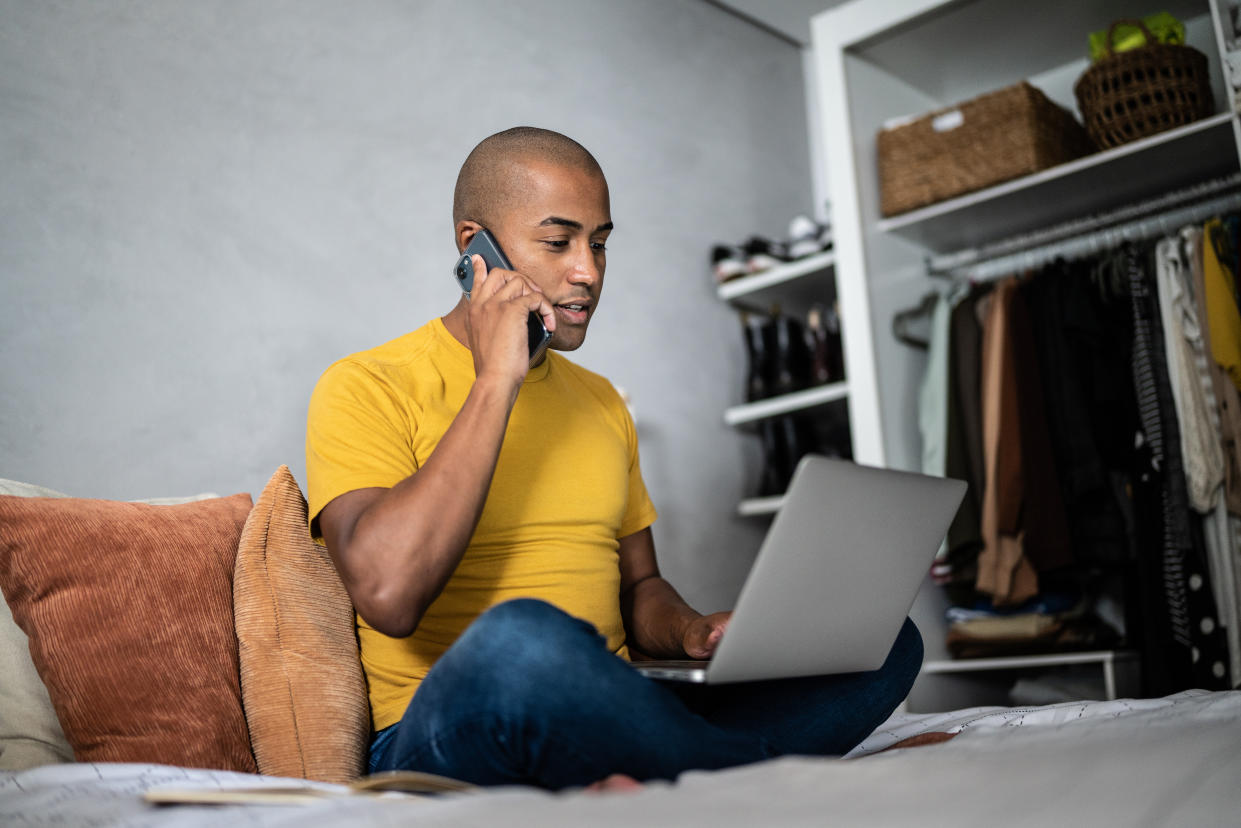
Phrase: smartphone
[{"left": 453, "top": 229, "right": 552, "bottom": 367}]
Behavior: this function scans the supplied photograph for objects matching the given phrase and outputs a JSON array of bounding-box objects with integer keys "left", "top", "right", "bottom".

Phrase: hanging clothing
[
  {"left": 918, "top": 290, "right": 953, "bottom": 479},
  {"left": 1154, "top": 236, "right": 1226, "bottom": 513},
  {"left": 940, "top": 286, "right": 987, "bottom": 597},
  {"left": 1203, "top": 217, "right": 1241, "bottom": 392},
  {"left": 952, "top": 291, "right": 988, "bottom": 495},
  {"left": 1125, "top": 241, "right": 1231, "bottom": 692},
  {"left": 918, "top": 285, "right": 982, "bottom": 594},
  {"left": 1024, "top": 258, "right": 1135, "bottom": 567},
  {"left": 1189, "top": 223, "right": 1241, "bottom": 516},
  {"left": 1179, "top": 225, "right": 1241, "bottom": 682},
  {"left": 975, "top": 278, "right": 1072, "bottom": 606}
]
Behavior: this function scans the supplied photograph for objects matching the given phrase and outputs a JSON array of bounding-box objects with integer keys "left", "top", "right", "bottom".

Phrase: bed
[{"left": 3, "top": 689, "right": 1237, "bottom": 827}]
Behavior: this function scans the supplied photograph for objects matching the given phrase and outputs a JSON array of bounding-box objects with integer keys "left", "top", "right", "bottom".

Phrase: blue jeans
[{"left": 369, "top": 598, "right": 922, "bottom": 789}]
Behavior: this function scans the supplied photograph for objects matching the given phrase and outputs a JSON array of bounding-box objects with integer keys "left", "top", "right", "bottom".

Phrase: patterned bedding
[{"left": 3, "top": 690, "right": 1238, "bottom": 827}]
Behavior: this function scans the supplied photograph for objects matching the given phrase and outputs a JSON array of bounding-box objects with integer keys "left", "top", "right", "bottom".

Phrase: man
[{"left": 306, "top": 127, "right": 921, "bottom": 789}]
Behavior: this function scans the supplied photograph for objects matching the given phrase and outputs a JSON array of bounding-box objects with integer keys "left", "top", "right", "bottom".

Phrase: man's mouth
[{"left": 555, "top": 301, "right": 591, "bottom": 324}]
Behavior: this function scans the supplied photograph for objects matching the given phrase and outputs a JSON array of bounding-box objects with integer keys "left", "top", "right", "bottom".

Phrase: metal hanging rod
[{"left": 928, "top": 173, "right": 1241, "bottom": 282}]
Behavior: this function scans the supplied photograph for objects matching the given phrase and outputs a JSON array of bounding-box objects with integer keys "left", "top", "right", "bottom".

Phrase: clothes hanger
[{"left": 891, "top": 290, "right": 939, "bottom": 349}]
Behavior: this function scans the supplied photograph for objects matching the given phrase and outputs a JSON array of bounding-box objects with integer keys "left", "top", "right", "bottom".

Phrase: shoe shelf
[
  {"left": 922, "top": 650, "right": 1140, "bottom": 701},
  {"left": 736, "top": 494, "right": 784, "bottom": 517},
  {"left": 716, "top": 250, "right": 836, "bottom": 307},
  {"left": 723, "top": 380, "right": 849, "bottom": 427},
  {"left": 876, "top": 112, "right": 1238, "bottom": 254}
]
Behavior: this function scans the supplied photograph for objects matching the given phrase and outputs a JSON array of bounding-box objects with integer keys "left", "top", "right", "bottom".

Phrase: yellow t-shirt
[
  {"left": 305, "top": 317, "right": 658, "bottom": 730},
  {"left": 1204, "top": 218, "right": 1241, "bottom": 392}
]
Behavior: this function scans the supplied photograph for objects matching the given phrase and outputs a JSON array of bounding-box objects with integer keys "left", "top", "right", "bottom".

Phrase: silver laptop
[{"left": 632, "top": 455, "right": 966, "bottom": 684}]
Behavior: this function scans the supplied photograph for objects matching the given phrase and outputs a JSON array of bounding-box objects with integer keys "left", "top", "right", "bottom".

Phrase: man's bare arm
[
  {"left": 618, "top": 527, "right": 731, "bottom": 659},
  {"left": 319, "top": 256, "right": 555, "bottom": 638}
]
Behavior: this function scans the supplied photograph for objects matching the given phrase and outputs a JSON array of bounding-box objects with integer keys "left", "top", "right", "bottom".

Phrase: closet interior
[{"left": 810, "top": 0, "right": 1241, "bottom": 710}]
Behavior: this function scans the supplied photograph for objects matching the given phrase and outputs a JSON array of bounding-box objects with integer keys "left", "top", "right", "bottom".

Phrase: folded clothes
[
  {"left": 949, "top": 613, "right": 1060, "bottom": 640},
  {"left": 945, "top": 591, "right": 1080, "bottom": 624},
  {"left": 946, "top": 612, "right": 1119, "bottom": 660}
]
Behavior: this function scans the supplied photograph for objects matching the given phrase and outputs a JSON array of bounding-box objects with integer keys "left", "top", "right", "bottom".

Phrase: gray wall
[{"left": 0, "top": 0, "right": 813, "bottom": 611}]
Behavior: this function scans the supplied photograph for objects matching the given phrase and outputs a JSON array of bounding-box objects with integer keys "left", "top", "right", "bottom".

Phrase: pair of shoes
[
  {"left": 807, "top": 302, "right": 845, "bottom": 386},
  {"left": 711, "top": 244, "right": 749, "bottom": 283},
  {"left": 710, "top": 213, "right": 834, "bottom": 284},
  {"left": 741, "top": 303, "right": 845, "bottom": 402},
  {"left": 786, "top": 214, "right": 833, "bottom": 260},
  {"left": 742, "top": 309, "right": 811, "bottom": 401},
  {"left": 757, "top": 415, "right": 821, "bottom": 497},
  {"left": 757, "top": 409, "right": 853, "bottom": 498},
  {"left": 711, "top": 238, "right": 789, "bottom": 284}
]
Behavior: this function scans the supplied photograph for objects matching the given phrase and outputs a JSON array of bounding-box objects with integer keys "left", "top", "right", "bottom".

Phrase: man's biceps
[{"left": 319, "top": 487, "right": 387, "bottom": 552}]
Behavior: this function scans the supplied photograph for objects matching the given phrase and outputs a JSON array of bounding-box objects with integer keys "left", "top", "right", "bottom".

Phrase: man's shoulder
[
  {"left": 548, "top": 353, "right": 630, "bottom": 416},
  {"left": 317, "top": 321, "right": 445, "bottom": 389},
  {"left": 550, "top": 352, "right": 616, "bottom": 392}
]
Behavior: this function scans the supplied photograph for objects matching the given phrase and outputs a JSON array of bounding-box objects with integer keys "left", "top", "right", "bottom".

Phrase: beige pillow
[
  {"left": 0, "top": 492, "right": 258, "bottom": 772},
  {"left": 0, "top": 594, "right": 74, "bottom": 770},
  {"left": 234, "top": 466, "right": 368, "bottom": 783},
  {"left": 0, "top": 479, "right": 74, "bottom": 771}
]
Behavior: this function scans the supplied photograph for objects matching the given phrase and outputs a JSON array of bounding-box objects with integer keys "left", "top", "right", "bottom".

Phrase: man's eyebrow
[{"left": 538, "top": 217, "right": 615, "bottom": 233}]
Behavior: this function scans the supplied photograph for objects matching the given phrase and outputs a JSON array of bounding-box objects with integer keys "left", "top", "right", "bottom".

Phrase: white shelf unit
[
  {"left": 876, "top": 112, "right": 1237, "bottom": 253},
  {"left": 736, "top": 495, "right": 784, "bottom": 518},
  {"left": 810, "top": 0, "right": 1241, "bottom": 711},
  {"left": 717, "top": 251, "right": 844, "bottom": 515},
  {"left": 717, "top": 250, "right": 836, "bottom": 303},
  {"left": 923, "top": 651, "right": 1140, "bottom": 702},
  {"left": 723, "top": 381, "right": 849, "bottom": 427}
]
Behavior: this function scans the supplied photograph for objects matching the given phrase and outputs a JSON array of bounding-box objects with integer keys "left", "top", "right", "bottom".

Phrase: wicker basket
[
  {"left": 1074, "top": 19, "right": 1213, "bottom": 150},
  {"left": 877, "top": 82, "right": 1093, "bottom": 217}
]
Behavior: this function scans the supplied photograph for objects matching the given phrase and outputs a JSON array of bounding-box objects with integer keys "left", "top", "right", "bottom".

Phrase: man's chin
[{"left": 549, "top": 329, "right": 588, "bottom": 352}]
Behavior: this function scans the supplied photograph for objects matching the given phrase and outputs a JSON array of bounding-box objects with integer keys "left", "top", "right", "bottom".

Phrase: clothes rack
[{"left": 928, "top": 174, "right": 1241, "bottom": 282}]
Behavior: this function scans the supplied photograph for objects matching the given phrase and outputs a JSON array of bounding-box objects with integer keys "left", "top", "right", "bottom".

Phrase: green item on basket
[{"left": 1088, "top": 12, "right": 1185, "bottom": 62}]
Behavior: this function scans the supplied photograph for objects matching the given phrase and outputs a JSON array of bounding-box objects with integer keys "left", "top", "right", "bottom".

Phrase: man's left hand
[{"left": 682, "top": 611, "right": 732, "bottom": 660}]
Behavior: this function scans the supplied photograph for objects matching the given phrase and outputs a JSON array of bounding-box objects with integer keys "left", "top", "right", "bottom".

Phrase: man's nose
[{"left": 568, "top": 245, "right": 600, "bottom": 287}]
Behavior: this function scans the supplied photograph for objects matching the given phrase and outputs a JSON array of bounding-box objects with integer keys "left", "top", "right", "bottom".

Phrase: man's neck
[
  {"left": 440, "top": 299, "right": 471, "bottom": 350},
  {"left": 439, "top": 300, "right": 550, "bottom": 369}
]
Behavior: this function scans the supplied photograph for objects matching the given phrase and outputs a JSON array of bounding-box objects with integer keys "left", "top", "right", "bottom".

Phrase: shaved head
[{"left": 453, "top": 127, "right": 606, "bottom": 238}]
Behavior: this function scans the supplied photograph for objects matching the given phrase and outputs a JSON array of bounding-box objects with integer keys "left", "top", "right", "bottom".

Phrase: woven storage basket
[
  {"left": 877, "top": 82, "right": 1093, "bottom": 217},
  {"left": 1074, "top": 19, "right": 1213, "bottom": 150}
]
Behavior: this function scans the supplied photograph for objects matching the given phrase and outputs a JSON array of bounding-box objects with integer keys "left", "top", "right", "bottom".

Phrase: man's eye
[
  {"left": 543, "top": 240, "right": 569, "bottom": 248},
  {"left": 591, "top": 241, "right": 608, "bottom": 251}
]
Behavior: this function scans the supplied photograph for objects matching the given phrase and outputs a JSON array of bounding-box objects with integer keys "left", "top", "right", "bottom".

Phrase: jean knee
[
  {"left": 456, "top": 599, "right": 599, "bottom": 668},
  {"left": 887, "top": 617, "right": 924, "bottom": 684}
]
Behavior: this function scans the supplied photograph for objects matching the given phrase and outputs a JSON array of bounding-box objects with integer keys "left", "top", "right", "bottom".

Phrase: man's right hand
[
  {"left": 462, "top": 254, "right": 556, "bottom": 389},
  {"left": 319, "top": 256, "right": 558, "bottom": 638}
]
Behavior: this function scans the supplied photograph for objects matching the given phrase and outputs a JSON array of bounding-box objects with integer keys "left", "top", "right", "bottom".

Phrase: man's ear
[{"left": 455, "top": 220, "right": 483, "bottom": 254}]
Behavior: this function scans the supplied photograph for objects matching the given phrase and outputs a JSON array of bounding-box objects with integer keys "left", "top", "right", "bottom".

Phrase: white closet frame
[{"left": 809, "top": 0, "right": 1241, "bottom": 710}]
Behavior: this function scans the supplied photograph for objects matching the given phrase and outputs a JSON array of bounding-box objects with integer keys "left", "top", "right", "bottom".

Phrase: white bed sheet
[{"left": 3, "top": 689, "right": 1238, "bottom": 827}]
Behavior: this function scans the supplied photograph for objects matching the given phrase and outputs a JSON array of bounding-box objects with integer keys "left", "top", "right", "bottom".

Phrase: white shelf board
[
  {"left": 737, "top": 495, "right": 784, "bottom": 517},
  {"left": 717, "top": 250, "right": 835, "bottom": 304},
  {"left": 922, "top": 650, "right": 1137, "bottom": 675},
  {"left": 877, "top": 112, "right": 1239, "bottom": 253},
  {"left": 723, "top": 381, "right": 849, "bottom": 426},
  {"left": 851, "top": 0, "right": 1211, "bottom": 105}
]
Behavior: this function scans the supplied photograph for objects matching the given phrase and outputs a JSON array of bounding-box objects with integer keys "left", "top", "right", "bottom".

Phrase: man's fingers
[
  {"left": 481, "top": 267, "right": 533, "bottom": 301},
  {"left": 684, "top": 612, "right": 731, "bottom": 659},
  {"left": 527, "top": 288, "right": 557, "bottom": 333},
  {"left": 470, "top": 255, "right": 491, "bottom": 296}
]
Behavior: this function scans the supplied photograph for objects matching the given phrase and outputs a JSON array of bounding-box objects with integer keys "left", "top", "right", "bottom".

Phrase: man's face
[{"left": 489, "top": 160, "right": 612, "bottom": 352}]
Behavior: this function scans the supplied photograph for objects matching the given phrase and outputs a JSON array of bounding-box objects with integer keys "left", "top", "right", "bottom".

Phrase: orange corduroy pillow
[
  {"left": 234, "top": 466, "right": 368, "bottom": 783},
  {"left": 0, "top": 492, "right": 257, "bottom": 772}
]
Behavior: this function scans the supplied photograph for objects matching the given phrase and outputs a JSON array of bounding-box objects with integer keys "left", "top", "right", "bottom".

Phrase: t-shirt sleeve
[
  {"left": 616, "top": 397, "right": 658, "bottom": 539},
  {"left": 305, "top": 359, "right": 418, "bottom": 537}
]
